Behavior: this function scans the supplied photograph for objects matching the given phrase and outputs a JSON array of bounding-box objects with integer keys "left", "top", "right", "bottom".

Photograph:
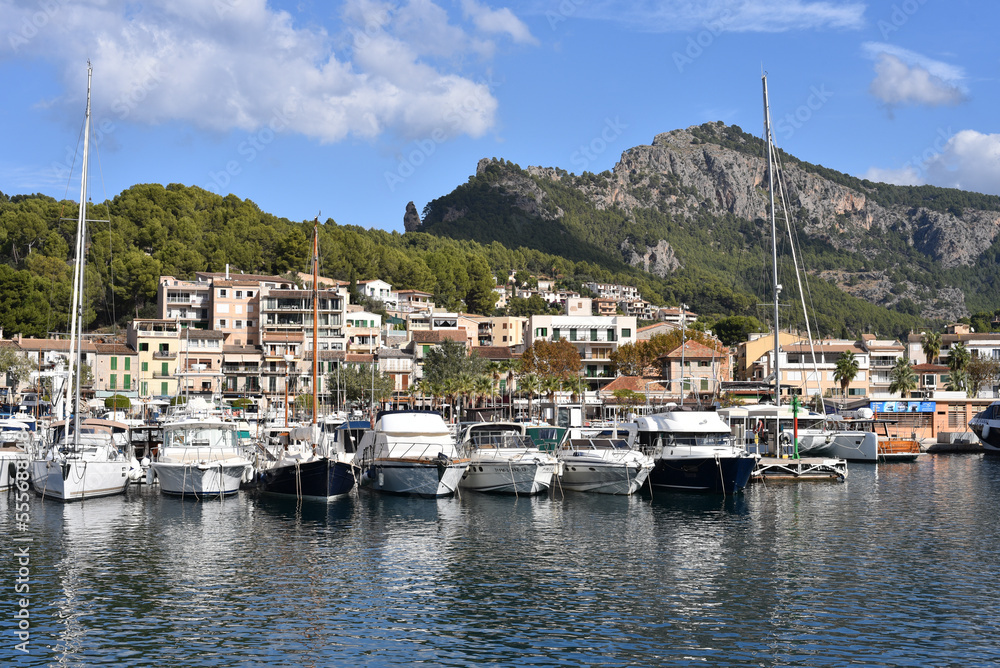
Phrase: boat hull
[
  {"left": 30, "top": 458, "right": 130, "bottom": 501},
  {"left": 0, "top": 449, "right": 30, "bottom": 491},
  {"left": 648, "top": 455, "right": 756, "bottom": 494},
  {"left": 795, "top": 430, "right": 878, "bottom": 462},
  {"left": 151, "top": 461, "right": 248, "bottom": 498},
  {"left": 259, "top": 458, "right": 356, "bottom": 500},
  {"left": 560, "top": 459, "right": 651, "bottom": 495},
  {"left": 359, "top": 459, "right": 467, "bottom": 497},
  {"left": 461, "top": 458, "right": 557, "bottom": 495}
]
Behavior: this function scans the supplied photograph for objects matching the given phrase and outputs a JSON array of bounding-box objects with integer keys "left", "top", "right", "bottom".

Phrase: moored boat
[
  {"left": 635, "top": 409, "right": 757, "bottom": 494},
  {"left": 459, "top": 422, "right": 558, "bottom": 495},
  {"left": 969, "top": 401, "right": 1000, "bottom": 453},
  {"left": 151, "top": 415, "right": 252, "bottom": 498},
  {"left": 31, "top": 419, "right": 134, "bottom": 501},
  {"left": 354, "top": 410, "right": 468, "bottom": 497}
]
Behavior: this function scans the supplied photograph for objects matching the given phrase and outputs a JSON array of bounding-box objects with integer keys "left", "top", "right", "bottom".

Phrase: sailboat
[
  {"left": 257, "top": 217, "right": 357, "bottom": 499},
  {"left": 755, "top": 74, "right": 869, "bottom": 464},
  {"left": 31, "top": 63, "right": 133, "bottom": 501}
]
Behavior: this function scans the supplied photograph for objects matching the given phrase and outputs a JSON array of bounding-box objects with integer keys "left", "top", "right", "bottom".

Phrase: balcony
[{"left": 153, "top": 351, "right": 177, "bottom": 360}]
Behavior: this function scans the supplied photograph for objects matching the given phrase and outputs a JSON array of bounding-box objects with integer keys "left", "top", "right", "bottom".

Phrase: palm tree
[
  {"left": 833, "top": 350, "right": 860, "bottom": 404},
  {"left": 922, "top": 331, "right": 942, "bottom": 364},
  {"left": 946, "top": 369, "right": 968, "bottom": 392},
  {"left": 473, "top": 374, "right": 493, "bottom": 409},
  {"left": 948, "top": 341, "right": 970, "bottom": 374},
  {"left": 889, "top": 357, "right": 918, "bottom": 398},
  {"left": 542, "top": 374, "right": 562, "bottom": 407},
  {"left": 519, "top": 372, "right": 541, "bottom": 421}
]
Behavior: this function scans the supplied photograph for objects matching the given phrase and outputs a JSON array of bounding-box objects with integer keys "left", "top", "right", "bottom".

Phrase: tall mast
[
  {"left": 312, "top": 215, "right": 319, "bottom": 426},
  {"left": 762, "top": 74, "right": 781, "bottom": 407},
  {"left": 67, "top": 62, "right": 93, "bottom": 442}
]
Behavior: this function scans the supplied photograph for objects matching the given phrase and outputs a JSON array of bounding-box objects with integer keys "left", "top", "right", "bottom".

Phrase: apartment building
[
  {"left": 93, "top": 342, "right": 138, "bottom": 399},
  {"left": 525, "top": 315, "right": 637, "bottom": 389},
  {"left": 127, "top": 320, "right": 183, "bottom": 399}
]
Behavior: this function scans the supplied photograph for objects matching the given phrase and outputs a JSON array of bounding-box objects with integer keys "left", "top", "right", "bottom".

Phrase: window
[
  {"left": 125, "top": 358, "right": 130, "bottom": 371},
  {"left": 142, "top": 362, "right": 148, "bottom": 372},
  {"left": 110, "top": 374, "right": 117, "bottom": 389},
  {"left": 552, "top": 328, "right": 560, "bottom": 340},
  {"left": 124, "top": 374, "right": 131, "bottom": 390},
  {"left": 246, "top": 290, "right": 254, "bottom": 298},
  {"left": 236, "top": 290, "right": 242, "bottom": 298},
  {"left": 111, "top": 357, "right": 118, "bottom": 370},
  {"left": 219, "top": 319, "right": 227, "bottom": 328},
  {"left": 621, "top": 328, "right": 631, "bottom": 338},
  {"left": 236, "top": 320, "right": 243, "bottom": 329},
  {"left": 591, "top": 329, "right": 598, "bottom": 341},
  {"left": 141, "top": 382, "right": 148, "bottom": 396},
  {"left": 161, "top": 382, "right": 168, "bottom": 395},
  {"left": 161, "top": 362, "right": 168, "bottom": 376},
  {"left": 535, "top": 327, "right": 548, "bottom": 337},
  {"left": 219, "top": 289, "right": 227, "bottom": 297},
  {"left": 139, "top": 343, "right": 148, "bottom": 352},
  {"left": 502, "top": 336, "right": 508, "bottom": 342},
  {"left": 159, "top": 343, "right": 169, "bottom": 352},
  {"left": 217, "top": 304, "right": 230, "bottom": 314},
  {"left": 700, "top": 378, "right": 709, "bottom": 391},
  {"left": 699, "top": 361, "right": 710, "bottom": 367}
]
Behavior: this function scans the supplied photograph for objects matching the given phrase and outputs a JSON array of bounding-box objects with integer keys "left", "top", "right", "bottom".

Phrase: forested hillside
[{"left": 0, "top": 184, "right": 666, "bottom": 337}]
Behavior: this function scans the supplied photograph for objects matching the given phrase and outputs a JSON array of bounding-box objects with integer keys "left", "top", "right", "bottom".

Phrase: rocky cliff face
[{"left": 460, "top": 124, "right": 1000, "bottom": 322}]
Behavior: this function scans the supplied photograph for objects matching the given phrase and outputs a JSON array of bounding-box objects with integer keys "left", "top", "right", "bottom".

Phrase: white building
[{"left": 525, "top": 315, "right": 637, "bottom": 390}]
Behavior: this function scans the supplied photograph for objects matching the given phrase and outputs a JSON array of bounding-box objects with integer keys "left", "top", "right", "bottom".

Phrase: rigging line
[{"left": 769, "top": 129, "right": 825, "bottom": 412}]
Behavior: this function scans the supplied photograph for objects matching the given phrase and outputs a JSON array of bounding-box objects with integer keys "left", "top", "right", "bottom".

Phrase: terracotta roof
[
  {"left": 185, "top": 330, "right": 225, "bottom": 340},
  {"left": 601, "top": 376, "right": 667, "bottom": 394},
  {"left": 661, "top": 340, "right": 726, "bottom": 359},
  {"left": 911, "top": 363, "right": 949, "bottom": 373},
  {"left": 94, "top": 343, "right": 135, "bottom": 354},
  {"left": 262, "top": 331, "right": 305, "bottom": 342},
  {"left": 0, "top": 340, "right": 23, "bottom": 351},
  {"left": 344, "top": 353, "right": 375, "bottom": 363},
  {"left": 397, "top": 289, "right": 433, "bottom": 297},
  {"left": 411, "top": 329, "right": 467, "bottom": 344},
  {"left": 15, "top": 338, "right": 97, "bottom": 353}
]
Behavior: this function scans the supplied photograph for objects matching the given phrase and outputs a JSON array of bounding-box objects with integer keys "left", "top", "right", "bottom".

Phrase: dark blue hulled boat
[
  {"left": 969, "top": 401, "right": 1000, "bottom": 453},
  {"left": 634, "top": 409, "right": 757, "bottom": 494}
]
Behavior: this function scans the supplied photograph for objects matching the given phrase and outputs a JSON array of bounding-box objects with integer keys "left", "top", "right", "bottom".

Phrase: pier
[{"left": 752, "top": 455, "right": 848, "bottom": 482}]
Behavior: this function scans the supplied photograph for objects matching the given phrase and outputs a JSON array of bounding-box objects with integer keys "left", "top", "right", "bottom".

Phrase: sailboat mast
[
  {"left": 762, "top": 74, "right": 781, "bottom": 408},
  {"left": 67, "top": 62, "right": 93, "bottom": 442},
  {"left": 312, "top": 216, "right": 319, "bottom": 427}
]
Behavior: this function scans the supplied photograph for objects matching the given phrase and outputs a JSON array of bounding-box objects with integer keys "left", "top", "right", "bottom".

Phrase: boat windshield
[
  {"left": 164, "top": 426, "right": 237, "bottom": 449},
  {"left": 664, "top": 432, "right": 732, "bottom": 448}
]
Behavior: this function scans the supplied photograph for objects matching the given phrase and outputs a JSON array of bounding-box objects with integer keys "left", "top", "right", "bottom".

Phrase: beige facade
[
  {"left": 127, "top": 320, "right": 182, "bottom": 399},
  {"left": 93, "top": 342, "right": 138, "bottom": 398}
]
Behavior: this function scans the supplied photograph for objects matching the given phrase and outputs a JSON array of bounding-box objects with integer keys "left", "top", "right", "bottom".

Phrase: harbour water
[{"left": 5, "top": 454, "right": 1000, "bottom": 666}]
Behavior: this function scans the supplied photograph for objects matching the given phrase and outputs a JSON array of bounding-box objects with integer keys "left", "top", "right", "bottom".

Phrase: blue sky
[{"left": 1, "top": 0, "right": 996, "bottom": 233}]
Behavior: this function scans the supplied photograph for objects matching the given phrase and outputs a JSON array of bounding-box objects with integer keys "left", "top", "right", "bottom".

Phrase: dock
[{"left": 752, "top": 456, "right": 848, "bottom": 482}]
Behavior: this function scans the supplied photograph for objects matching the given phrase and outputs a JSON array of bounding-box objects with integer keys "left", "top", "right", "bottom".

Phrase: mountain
[{"left": 421, "top": 122, "right": 1000, "bottom": 330}]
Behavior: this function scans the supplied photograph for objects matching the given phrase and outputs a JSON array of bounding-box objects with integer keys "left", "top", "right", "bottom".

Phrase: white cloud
[
  {"left": 462, "top": 0, "right": 538, "bottom": 44},
  {"left": 924, "top": 130, "right": 1000, "bottom": 195},
  {"left": 526, "top": 0, "right": 865, "bottom": 33},
  {"left": 0, "top": 0, "right": 532, "bottom": 142},
  {"left": 865, "top": 130, "right": 1000, "bottom": 196},
  {"left": 862, "top": 165, "right": 924, "bottom": 187},
  {"left": 863, "top": 43, "right": 966, "bottom": 108}
]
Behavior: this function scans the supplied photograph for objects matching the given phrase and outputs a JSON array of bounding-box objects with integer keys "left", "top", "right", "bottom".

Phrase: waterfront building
[
  {"left": 658, "top": 339, "right": 730, "bottom": 398},
  {"left": 127, "top": 320, "right": 182, "bottom": 399},
  {"left": 93, "top": 342, "right": 138, "bottom": 401},
  {"left": 525, "top": 314, "right": 637, "bottom": 390}
]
